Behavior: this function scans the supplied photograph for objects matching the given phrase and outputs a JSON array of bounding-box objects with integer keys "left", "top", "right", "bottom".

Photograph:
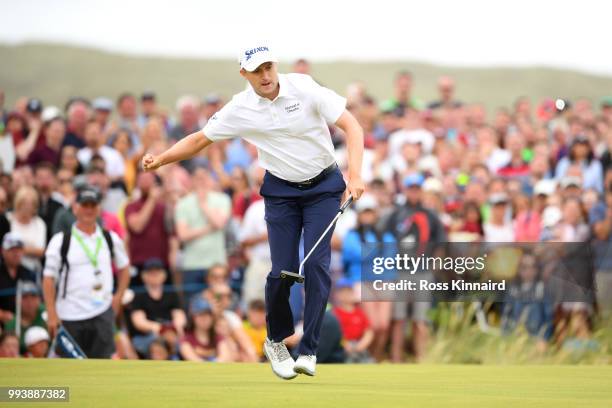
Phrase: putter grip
[{"left": 339, "top": 195, "right": 354, "bottom": 213}]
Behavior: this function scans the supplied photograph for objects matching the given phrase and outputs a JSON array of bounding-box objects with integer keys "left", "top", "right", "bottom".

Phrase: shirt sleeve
[
  {"left": 42, "top": 233, "right": 64, "bottom": 280},
  {"left": 202, "top": 100, "right": 239, "bottom": 141},
  {"left": 110, "top": 231, "right": 130, "bottom": 269},
  {"left": 305, "top": 75, "right": 346, "bottom": 124}
]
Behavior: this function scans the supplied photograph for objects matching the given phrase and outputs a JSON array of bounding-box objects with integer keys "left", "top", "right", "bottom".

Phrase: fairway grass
[{"left": 1, "top": 359, "right": 611, "bottom": 407}]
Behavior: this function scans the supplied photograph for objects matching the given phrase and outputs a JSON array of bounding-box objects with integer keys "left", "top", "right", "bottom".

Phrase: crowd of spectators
[{"left": 1, "top": 58, "right": 612, "bottom": 362}]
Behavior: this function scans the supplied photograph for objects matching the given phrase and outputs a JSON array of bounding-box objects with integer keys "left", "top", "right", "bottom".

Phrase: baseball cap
[
  {"left": 41, "top": 106, "right": 62, "bottom": 123},
  {"left": 571, "top": 135, "right": 589, "bottom": 145},
  {"left": 190, "top": 298, "right": 212, "bottom": 315},
  {"left": 335, "top": 278, "right": 354, "bottom": 290},
  {"left": 239, "top": 44, "right": 278, "bottom": 72},
  {"left": 93, "top": 97, "right": 114, "bottom": 112},
  {"left": 142, "top": 258, "right": 165, "bottom": 272},
  {"left": 403, "top": 173, "right": 425, "bottom": 188},
  {"left": 2, "top": 232, "right": 24, "bottom": 250},
  {"left": 26, "top": 98, "right": 43, "bottom": 113},
  {"left": 423, "top": 177, "right": 443, "bottom": 193},
  {"left": 354, "top": 193, "right": 377, "bottom": 212},
  {"left": 560, "top": 176, "right": 581, "bottom": 189},
  {"left": 24, "top": 326, "right": 50, "bottom": 347},
  {"left": 141, "top": 91, "right": 156, "bottom": 101},
  {"left": 21, "top": 281, "right": 40, "bottom": 296},
  {"left": 533, "top": 179, "right": 557, "bottom": 196},
  {"left": 76, "top": 186, "right": 102, "bottom": 204},
  {"left": 489, "top": 192, "right": 509, "bottom": 205},
  {"left": 204, "top": 93, "right": 221, "bottom": 105}
]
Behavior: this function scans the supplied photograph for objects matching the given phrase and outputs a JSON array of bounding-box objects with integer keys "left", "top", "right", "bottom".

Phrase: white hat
[
  {"left": 239, "top": 44, "right": 278, "bottom": 72},
  {"left": 41, "top": 106, "right": 62, "bottom": 123},
  {"left": 423, "top": 177, "right": 443, "bottom": 193},
  {"left": 24, "top": 326, "right": 50, "bottom": 347},
  {"left": 534, "top": 179, "right": 557, "bottom": 196},
  {"left": 2, "top": 232, "right": 24, "bottom": 250},
  {"left": 560, "top": 176, "right": 581, "bottom": 189},
  {"left": 354, "top": 193, "right": 377, "bottom": 212}
]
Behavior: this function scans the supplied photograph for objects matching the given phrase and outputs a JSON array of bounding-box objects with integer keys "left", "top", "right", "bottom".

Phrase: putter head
[{"left": 280, "top": 270, "right": 305, "bottom": 284}]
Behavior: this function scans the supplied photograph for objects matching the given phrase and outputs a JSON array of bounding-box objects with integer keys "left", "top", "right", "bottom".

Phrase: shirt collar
[
  {"left": 73, "top": 223, "right": 102, "bottom": 238},
  {"left": 248, "top": 74, "right": 288, "bottom": 105}
]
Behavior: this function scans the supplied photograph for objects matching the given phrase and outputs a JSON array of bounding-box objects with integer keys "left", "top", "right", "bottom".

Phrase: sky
[{"left": 1, "top": 0, "right": 611, "bottom": 75}]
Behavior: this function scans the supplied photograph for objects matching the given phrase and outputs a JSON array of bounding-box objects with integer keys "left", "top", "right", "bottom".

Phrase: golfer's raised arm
[
  {"left": 142, "top": 130, "right": 213, "bottom": 171},
  {"left": 335, "top": 110, "right": 365, "bottom": 200}
]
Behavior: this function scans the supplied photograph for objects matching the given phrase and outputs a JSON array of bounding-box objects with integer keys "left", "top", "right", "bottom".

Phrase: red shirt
[
  {"left": 124, "top": 198, "right": 170, "bottom": 266},
  {"left": 333, "top": 306, "right": 370, "bottom": 341}
]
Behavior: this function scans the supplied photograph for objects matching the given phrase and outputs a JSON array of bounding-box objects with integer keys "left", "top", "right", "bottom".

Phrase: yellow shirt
[{"left": 243, "top": 322, "right": 267, "bottom": 358}]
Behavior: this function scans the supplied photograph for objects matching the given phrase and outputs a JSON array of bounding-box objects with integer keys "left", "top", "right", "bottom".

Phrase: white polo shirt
[
  {"left": 43, "top": 225, "right": 130, "bottom": 321},
  {"left": 203, "top": 73, "right": 346, "bottom": 182}
]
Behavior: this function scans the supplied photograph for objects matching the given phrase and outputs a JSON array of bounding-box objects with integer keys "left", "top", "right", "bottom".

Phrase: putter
[{"left": 280, "top": 195, "right": 354, "bottom": 284}]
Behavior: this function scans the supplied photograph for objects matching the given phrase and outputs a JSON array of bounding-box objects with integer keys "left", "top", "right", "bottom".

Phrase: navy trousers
[{"left": 260, "top": 167, "right": 345, "bottom": 355}]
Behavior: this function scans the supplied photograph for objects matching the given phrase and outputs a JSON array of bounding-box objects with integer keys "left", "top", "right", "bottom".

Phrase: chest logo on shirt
[{"left": 285, "top": 102, "right": 301, "bottom": 114}]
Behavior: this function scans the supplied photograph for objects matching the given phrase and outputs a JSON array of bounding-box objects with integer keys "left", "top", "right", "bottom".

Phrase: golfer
[{"left": 143, "top": 44, "right": 364, "bottom": 379}]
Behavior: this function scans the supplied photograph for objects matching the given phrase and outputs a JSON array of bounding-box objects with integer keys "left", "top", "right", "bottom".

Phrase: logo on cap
[{"left": 244, "top": 46, "right": 269, "bottom": 62}]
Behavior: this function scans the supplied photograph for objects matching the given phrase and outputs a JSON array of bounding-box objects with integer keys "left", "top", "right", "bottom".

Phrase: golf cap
[
  {"left": 93, "top": 97, "right": 114, "bottom": 112},
  {"left": 24, "top": 326, "right": 50, "bottom": 347},
  {"left": 26, "top": 98, "right": 43, "bottom": 113},
  {"left": 423, "top": 177, "right": 443, "bottom": 193},
  {"left": 403, "top": 173, "right": 425, "bottom": 188},
  {"left": 239, "top": 44, "right": 277, "bottom": 72},
  {"left": 191, "top": 298, "right": 212, "bottom": 315},
  {"left": 2, "top": 232, "right": 24, "bottom": 250},
  {"left": 141, "top": 91, "right": 156, "bottom": 101},
  {"left": 335, "top": 278, "right": 354, "bottom": 290},
  {"left": 571, "top": 135, "right": 589, "bottom": 145},
  {"left": 41, "top": 106, "right": 62, "bottom": 123},
  {"left": 354, "top": 193, "right": 377, "bottom": 212},
  {"left": 21, "top": 281, "right": 41, "bottom": 296},
  {"left": 533, "top": 179, "right": 557, "bottom": 196},
  {"left": 76, "top": 186, "right": 102, "bottom": 204},
  {"left": 489, "top": 192, "right": 509, "bottom": 205},
  {"left": 560, "top": 176, "right": 581, "bottom": 189},
  {"left": 204, "top": 93, "right": 221, "bottom": 105},
  {"left": 142, "top": 258, "right": 165, "bottom": 272}
]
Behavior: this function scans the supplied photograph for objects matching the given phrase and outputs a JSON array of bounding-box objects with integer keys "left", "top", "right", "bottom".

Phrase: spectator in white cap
[
  {"left": 24, "top": 326, "right": 49, "bottom": 358},
  {"left": 483, "top": 192, "right": 515, "bottom": 242},
  {"left": 92, "top": 97, "right": 113, "bottom": 130}
]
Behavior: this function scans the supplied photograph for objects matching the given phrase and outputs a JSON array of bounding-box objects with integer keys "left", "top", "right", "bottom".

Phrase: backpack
[{"left": 60, "top": 228, "right": 115, "bottom": 299}]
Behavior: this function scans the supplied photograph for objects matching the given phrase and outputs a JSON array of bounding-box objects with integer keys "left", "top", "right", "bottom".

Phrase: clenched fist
[{"left": 142, "top": 153, "right": 162, "bottom": 171}]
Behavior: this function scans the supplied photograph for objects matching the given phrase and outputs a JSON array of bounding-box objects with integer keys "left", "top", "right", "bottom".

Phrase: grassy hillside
[
  {"left": 3, "top": 359, "right": 612, "bottom": 408},
  {"left": 1, "top": 42, "right": 612, "bottom": 114}
]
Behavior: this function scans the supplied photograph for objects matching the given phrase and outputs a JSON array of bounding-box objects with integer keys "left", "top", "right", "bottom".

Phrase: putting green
[{"left": 2, "top": 359, "right": 611, "bottom": 407}]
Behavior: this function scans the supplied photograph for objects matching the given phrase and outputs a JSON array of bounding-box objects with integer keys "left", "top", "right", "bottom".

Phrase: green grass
[
  {"left": 2, "top": 359, "right": 611, "bottom": 407},
  {"left": 2, "top": 42, "right": 612, "bottom": 115}
]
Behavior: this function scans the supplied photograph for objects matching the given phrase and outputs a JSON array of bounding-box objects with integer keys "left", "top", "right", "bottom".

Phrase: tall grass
[{"left": 424, "top": 302, "right": 612, "bottom": 364}]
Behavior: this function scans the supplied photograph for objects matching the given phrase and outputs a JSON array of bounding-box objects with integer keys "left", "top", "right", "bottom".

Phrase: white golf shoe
[
  {"left": 263, "top": 338, "right": 297, "bottom": 380},
  {"left": 294, "top": 355, "right": 316, "bottom": 376}
]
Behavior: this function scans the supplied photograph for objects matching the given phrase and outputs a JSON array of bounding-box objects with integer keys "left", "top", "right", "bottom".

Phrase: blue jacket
[{"left": 342, "top": 228, "right": 397, "bottom": 283}]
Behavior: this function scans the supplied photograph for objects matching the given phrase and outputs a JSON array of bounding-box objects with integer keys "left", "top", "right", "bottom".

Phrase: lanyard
[{"left": 72, "top": 227, "right": 102, "bottom": 269}]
